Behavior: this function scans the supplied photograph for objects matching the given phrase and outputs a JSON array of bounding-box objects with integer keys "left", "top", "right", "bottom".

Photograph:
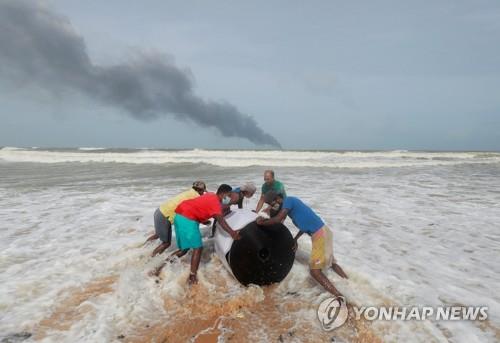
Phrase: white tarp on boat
[{"left": 214, "top": 208, "right": 257, "bottom": 273}]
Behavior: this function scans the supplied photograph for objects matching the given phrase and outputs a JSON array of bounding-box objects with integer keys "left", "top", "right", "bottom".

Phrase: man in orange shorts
[{"left": 256, "top": 191, "right": 348, "bottom": 298}]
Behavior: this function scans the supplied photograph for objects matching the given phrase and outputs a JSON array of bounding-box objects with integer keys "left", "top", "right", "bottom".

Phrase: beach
[{"left": 0, "top": 147, "right": 499, "bottom": 342}]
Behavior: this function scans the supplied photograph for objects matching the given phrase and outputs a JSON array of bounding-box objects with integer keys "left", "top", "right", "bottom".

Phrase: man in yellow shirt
[{"left": 146, "top": 181, "right": 207, "bottom": 256}]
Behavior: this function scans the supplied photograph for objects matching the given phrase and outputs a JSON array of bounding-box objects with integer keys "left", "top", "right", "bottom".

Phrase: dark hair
[
  {"left": 264, "top": 190, "right": 283, "bottom": 204},
  {"left": 265, "top": 169, "right": 275, "bottom": 178},
  {"left": 216, "top": 184, "right": 232, "bottom": 194},
  {"left": 191, "top": 181, "right": 206, "bottom": 193}
]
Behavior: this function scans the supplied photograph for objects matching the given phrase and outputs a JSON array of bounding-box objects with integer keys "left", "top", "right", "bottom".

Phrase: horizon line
[{"left": 1, "top": 146, "right": 500, "bottom": 153}]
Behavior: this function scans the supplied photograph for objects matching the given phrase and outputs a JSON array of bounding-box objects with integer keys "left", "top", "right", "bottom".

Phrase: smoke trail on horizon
[{"left": 0, "top": 1, "right": 281, "bottom": 147}]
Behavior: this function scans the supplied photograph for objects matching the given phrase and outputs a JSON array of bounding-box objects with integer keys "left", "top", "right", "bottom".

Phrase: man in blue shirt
[{"left": 256, "top": 191, "right": 348, "bottom": 298}]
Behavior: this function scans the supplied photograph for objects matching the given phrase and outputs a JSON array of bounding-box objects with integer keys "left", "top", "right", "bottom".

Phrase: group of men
[{"left": 146, "top": 170, "right": 348, "bottom": 298}]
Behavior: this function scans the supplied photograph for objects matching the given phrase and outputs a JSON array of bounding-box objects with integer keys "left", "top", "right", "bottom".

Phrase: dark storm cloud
[{"left": 0, "top": 1, "right": 281, "bottom": 147}]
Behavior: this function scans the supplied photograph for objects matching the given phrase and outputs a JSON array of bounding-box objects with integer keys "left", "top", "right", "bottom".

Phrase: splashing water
[{"left": 1, "top": 149, "right": 499, "bottom": 342}]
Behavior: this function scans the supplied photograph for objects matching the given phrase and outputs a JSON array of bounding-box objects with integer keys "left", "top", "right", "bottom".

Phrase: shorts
[
  {"left": 174, "top": 214, "right": 202, "bottom": 250},
  {"left": 154, "top": 208, "right": 172, "bottom": 244},
  {"left": 310, "top": 226, "right": 335, "bottom": 270}
]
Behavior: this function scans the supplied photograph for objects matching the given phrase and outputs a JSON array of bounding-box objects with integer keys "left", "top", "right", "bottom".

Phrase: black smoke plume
[{"left": 0, "top": 1, "right": 281, "bottom": 147}]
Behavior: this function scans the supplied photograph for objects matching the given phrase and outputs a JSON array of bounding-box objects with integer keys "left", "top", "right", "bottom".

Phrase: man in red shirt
[{"left": 173, "top": 184, "right": 240, "bottom": 284}]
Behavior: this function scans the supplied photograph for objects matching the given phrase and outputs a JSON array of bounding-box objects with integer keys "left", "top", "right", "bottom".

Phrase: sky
[{"left": 1, "top": 0, "right": 499, "bottom": 150}]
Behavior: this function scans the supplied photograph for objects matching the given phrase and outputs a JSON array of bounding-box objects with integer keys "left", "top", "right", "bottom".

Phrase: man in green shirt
[{"left": 255, "top": 170, "right": 286, "bottom": 213}]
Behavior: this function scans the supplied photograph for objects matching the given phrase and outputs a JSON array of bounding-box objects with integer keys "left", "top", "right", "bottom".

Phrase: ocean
[{"left": 0, "top": 147, "right": 499, "bottom": 342}]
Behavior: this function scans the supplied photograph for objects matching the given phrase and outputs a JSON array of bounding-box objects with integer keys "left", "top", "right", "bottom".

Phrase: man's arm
[
  {"left": 279, "top": 183, "right": 286, "bottom": 197},
  {"left": 292, "top": 231, "right": 304, "bottom": 251},
  {"left": 256, "top": 208, "right": 288, "bottom": 226},
  {"left": 293, "top": 231, "right": 304, "bottom": 241},
  {"left": 255, "top": 194, "right": 265, "bottom": 212},
  {"left": 221, "top": 204, "right": 231, "bottom": 216},
  {"left": 213, "top": 214, "right": 240, "bottom": 240}
]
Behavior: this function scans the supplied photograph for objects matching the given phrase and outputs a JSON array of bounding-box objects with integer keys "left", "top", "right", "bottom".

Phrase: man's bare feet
[
  {"left": 148, "top": 254, "right": 180, "bottom": 277},
  {"left": 151, "top": 242, "right": 170, "bottom": 257},
  {"left": 148, "top": 263, "right": 165, "bottom": 277},
  {"left": 188, "top": 273, "right": 198, "bottom": 285},
  {"left": 310, "top": 269, "right": 344, "bottom": 298},
  {"left": 143, "top": 234, "right": 159, "bottom": 246},
  {"left": 332, "top": 263, "right": 348, "bottom": 279}
]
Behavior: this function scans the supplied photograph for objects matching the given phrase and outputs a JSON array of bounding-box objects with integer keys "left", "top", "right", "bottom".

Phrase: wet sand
[
  {"left": 29, "top": 256, "right": 386, "bottom": 343},
  {"left": 128, "top": 282, "right": 382, "bottom": 343},
  {"left": 35, "top": 275, "right": 118, "bottom": 339}
]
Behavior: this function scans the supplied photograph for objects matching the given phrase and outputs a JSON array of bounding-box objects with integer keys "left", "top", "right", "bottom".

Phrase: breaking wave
[{"left": 1, "top": 147, "right": 499, "bottom": 168}]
